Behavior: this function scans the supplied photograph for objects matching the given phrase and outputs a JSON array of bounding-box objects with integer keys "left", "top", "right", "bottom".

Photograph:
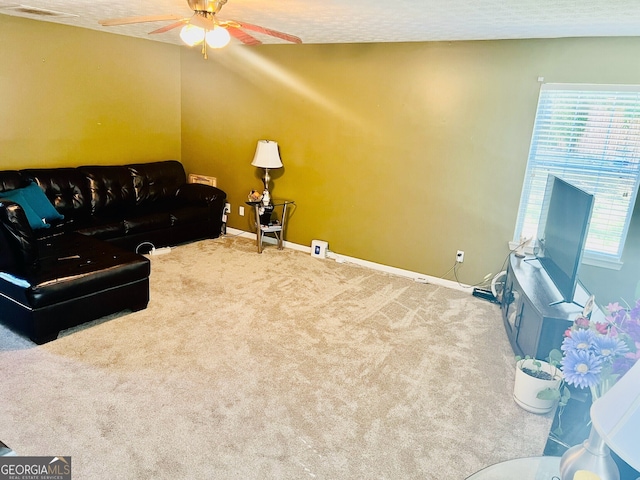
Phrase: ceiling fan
[{"left": 99, "top": 0, "right": 302, "bottom": 59}]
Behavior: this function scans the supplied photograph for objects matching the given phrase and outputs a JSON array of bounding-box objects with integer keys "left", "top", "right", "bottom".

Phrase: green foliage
[
  {"left": 536, "top": 387, "right": 560, "bottom": 401},
  {"left": 547, "top": 349, "right": 563, "bottom": 366},
  {"left": 536, "top": 384, "right": 570, "bottom": 406},
  {"left": 516, "top": 350, "right": 562, "bottom": 376}
]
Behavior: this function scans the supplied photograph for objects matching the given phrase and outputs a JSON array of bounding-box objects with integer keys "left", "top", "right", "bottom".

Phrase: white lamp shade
[
  {"left": 205, "top": 26, "right": 231, "bottom": 49},
  {"left": 251, "top": 140, "right": 283, "bottom": 169},
  {"left": 180, "top": 24, "right": 205, "bottom": 46},
  {"left": 590, "top": 359, "right": 640, "bottom": 472}
]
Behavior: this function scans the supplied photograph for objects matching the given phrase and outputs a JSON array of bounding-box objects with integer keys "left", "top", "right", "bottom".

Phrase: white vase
[{"left": 513, "top": 358, "right": 563, "bottom": 414}]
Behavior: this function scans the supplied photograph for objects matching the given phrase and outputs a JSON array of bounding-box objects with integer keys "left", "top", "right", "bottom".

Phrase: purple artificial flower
[
  {"left": 561, "top": 329, "right": 596, "bottom": 353},
  {"left": 606, "top": 302, "right": 623, "bottom": 314},
  {"left": 561, "top": 349, "right": 603, "bottom": 389},
  {"left": 626, "top": 343, "right": 640, "bottom": 361},
  {"left": 626, "top": 321, "right": 640, "bottom": 343},
  {"left": 606, "top": 303, "right": 640, "bottom": 342},
  {"left": 612, "top": 356, "right": 636, "bottom": 378},
  {"left": 608, "top": 305, "right": 629, "bottom": 328},
  {"left": 592, "top": 335, "right": 628, "bottom": 361}
]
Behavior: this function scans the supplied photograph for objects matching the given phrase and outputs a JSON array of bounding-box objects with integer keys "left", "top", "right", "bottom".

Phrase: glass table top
[{"left": 466, "top": 456, "right": 560, "bottom": 480}]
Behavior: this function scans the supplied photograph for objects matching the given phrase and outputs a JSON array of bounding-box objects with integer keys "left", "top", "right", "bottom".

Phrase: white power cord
[
  {"left": 135, "top": 241, "right": 172, "bottom": 256},
  {"left": 491, "top": 271, "right": 507, "bottom": 301}
]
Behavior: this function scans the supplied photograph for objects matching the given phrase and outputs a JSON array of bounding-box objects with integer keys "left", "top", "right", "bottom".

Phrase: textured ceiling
[{"left": 1, "top": 0, "right": 640, "bottom": 47}]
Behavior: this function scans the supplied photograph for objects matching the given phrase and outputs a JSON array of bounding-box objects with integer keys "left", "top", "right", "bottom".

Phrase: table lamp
[
  {"left": 251, "top": 140, "right": 283, "bottom": 206},
  {"left": 560, "top": 359, "right": 640, "bottom": 480}
]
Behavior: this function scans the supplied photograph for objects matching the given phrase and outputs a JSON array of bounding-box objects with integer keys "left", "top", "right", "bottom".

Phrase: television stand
[{"left": 500, "top": 253, "right": 600, "bottom": 359}]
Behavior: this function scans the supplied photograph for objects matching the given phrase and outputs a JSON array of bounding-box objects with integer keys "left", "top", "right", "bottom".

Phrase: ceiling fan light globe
[
  {"left": 206, "top": 26, "right": 231, "bottom": 48},
  {"left": 180, "top": 24, "right": 205, "bottom": 46}
]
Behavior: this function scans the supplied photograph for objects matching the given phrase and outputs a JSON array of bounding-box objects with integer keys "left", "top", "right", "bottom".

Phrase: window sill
[
  {"left": 582, "top": 255, "right": 623, "bottom": 271},
  {"left": 507, "top": 242, "right": 623, "bottom": 271}
]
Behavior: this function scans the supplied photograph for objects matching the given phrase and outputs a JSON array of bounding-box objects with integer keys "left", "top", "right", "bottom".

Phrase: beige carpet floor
[{"left": 0, "top": 236, "right": 552, "bottom": 479}]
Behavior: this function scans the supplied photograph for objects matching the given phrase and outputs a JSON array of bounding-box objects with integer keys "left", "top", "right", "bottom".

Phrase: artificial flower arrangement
[
  {"left": 538, "top": 298, "right": 640, "bottom": 434},
  {"left": 560, "top": 299, "right": 640, "bottom": 400}
]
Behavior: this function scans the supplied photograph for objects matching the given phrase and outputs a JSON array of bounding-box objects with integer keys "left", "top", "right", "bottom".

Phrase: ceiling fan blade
[
  {"left": 233, "top": 21, "right": 302, "bottom": 44},
  {"left": 189, "top": 14, "right": 215, "bottom": 31},
  {"left": 227, "top": 27, "right": 262, "bottom": 46},
  {"left": 149, "top": 20, "right": 188, "bottom": 35},
  {"left": 99, "top": 14, "right": 184, "bottom": 27}
]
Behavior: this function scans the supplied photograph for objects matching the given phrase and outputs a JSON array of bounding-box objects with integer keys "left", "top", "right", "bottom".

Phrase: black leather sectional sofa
[{"left": 0, "top": 160, "right": 226, "bottom": 343}]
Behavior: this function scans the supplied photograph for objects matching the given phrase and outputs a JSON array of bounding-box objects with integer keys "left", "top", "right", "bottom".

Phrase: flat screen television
[{"left": 536, "top": 175, "right": 594, "bottom": 306}]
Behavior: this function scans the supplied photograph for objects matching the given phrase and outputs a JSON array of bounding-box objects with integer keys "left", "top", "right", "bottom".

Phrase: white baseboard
[{"left": 224, "top": 228, "right": 472, "bottom": 293}]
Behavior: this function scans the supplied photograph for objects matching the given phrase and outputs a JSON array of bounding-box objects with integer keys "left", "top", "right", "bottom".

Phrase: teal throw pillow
[
  {"left": 21, "top": 182, "right": 64, "bottom": 223},
  {"left": 0, "top": 189, "right": 50, "bottom": 230}
]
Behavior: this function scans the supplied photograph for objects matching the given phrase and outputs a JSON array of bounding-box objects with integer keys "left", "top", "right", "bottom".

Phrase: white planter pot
[{"left": 513, "top": 358, "right": 563, "bottom": 414}]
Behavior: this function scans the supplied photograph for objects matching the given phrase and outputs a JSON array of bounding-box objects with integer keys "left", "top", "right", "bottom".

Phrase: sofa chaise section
[{"left": 0, "top": 231, "right": 150, "bottom": 344}]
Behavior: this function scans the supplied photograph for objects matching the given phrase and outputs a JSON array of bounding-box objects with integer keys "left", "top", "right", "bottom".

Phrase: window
[{"left": 514, "top": 83, "right": 640, "bottom": 268}]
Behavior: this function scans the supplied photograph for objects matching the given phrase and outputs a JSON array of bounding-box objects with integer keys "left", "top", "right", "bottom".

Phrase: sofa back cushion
[
  {"left": 80, "top": 166, "right": 136, "bottom": 216},
  {"left": 127, "top": 160, "right": 186, "bottom": 207},
  {"left": 21, "top": 168, "right": 91, "bottom": 218},
  {"left": 0, "top": 171, "right": 29, "bottom": 194}
]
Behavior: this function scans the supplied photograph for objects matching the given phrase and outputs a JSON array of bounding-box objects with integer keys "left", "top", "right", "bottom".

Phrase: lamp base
[{"left": 560, "top": 426, "right": 620, "bottom": 480}]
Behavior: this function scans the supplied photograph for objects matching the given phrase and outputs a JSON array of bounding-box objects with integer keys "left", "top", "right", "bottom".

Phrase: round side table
[{"left": 466, "top": 456, "right": 561, "bottom": 479}]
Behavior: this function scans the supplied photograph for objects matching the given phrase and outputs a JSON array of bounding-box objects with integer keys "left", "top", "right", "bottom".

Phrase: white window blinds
[{"left": 515, "top": 83, "right": 640, "bottom": 266}]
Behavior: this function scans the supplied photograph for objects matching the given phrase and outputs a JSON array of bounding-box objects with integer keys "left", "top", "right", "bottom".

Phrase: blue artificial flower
[
  {"left": 561, "top": 349, "right": 603, "bottom": 389},
  {"left": 592, "top": 335, "right": 629, "bottom": 361},
  {"left": 561, "top": 329, "right": 596, "bottom": 353}
]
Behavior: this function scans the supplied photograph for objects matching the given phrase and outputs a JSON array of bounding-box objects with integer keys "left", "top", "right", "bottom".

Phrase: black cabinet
[{"left": 501, "top": 254, "right": 592, "bottom": 359}]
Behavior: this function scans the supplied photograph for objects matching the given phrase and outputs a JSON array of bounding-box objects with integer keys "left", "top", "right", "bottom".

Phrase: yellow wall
[
  {"left": 181, "top": 38, "right": 640, "bottom": 303},
  {"left": 0, "top": 14, "right": 181, "bottom": 168},
  {"left": 1, "top": 13, "right": 638, "bottom": 304}
]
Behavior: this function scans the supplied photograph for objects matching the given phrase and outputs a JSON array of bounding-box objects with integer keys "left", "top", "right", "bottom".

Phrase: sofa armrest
[
  {"left": 0, "top": 200, "right": 39, "bottom": 269},
  {"left": 176, "top": 183, "right": 226, "bottom": 206}
]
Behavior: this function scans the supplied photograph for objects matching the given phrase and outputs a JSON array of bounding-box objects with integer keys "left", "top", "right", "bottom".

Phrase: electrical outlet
[
  {"left": 225, "top": 203, "right": 231, "bottom": 214},
  {"left": 456, "top": 250, "right": 464, "bottom": 263},
  {"left": 239, "top": 206, "right": 245, "bottom": 216}
]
